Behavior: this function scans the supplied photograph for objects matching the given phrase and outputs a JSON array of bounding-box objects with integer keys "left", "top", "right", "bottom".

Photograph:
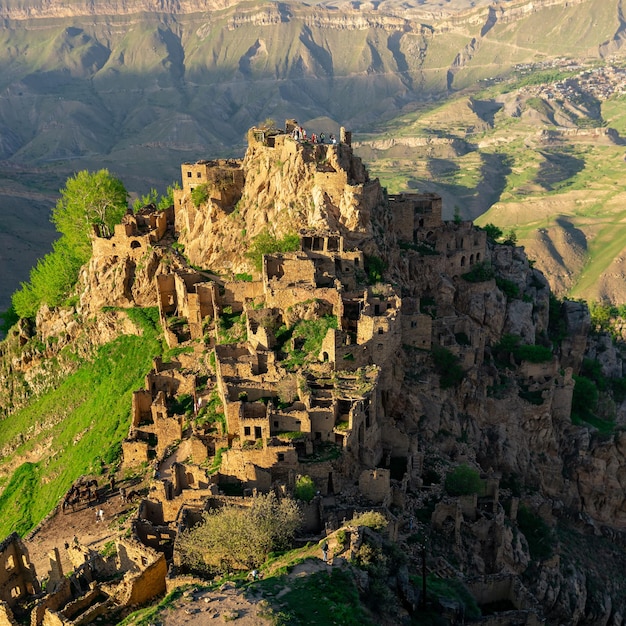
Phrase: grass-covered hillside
[{"left": 0, "top": 308, "right": 161, "bottom": 537}]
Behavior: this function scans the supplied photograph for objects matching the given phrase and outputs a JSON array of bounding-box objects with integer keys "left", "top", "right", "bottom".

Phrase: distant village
[{"left": 517, "top": 60, "right": 626, "bottom": 106}]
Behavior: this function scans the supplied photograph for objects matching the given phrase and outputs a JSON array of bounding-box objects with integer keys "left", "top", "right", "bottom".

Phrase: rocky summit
[{"left": 1, "top": 121, "right": 626, "bottom": 624}]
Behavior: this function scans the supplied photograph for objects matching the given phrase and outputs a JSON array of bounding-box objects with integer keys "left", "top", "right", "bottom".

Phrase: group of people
[{"left": 291, "top": 125, "right": 337, "bottom": 145}]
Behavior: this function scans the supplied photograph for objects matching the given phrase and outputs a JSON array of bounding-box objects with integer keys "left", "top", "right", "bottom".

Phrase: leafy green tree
[
  {"left": 503, "top": 229, "right": 518, "bottom": 246},
  {"left": 12, "top": 170, "right": 128, "bottom": 318},
  {"left": 132, "top": 188, "right": 159, "bottom": 213},
  {"left": 482, "top": 223, "right": 503, "bottom": 241},
  {"left": 177, "top": 493, "right": 302, "bottom": 574},
  {"left": 158, "top": 182, "right": 179, "bottom": 210},
  {"left": 52, "top": 169, "right": 128, "bottom": 264},
  {"left": 444, "top": 464, "right": 484, "bottom": 496}
]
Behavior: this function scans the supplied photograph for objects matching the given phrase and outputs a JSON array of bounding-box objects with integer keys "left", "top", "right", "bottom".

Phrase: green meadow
[{"left": 0, "top": 309, "right": 161, "bottom": 536}]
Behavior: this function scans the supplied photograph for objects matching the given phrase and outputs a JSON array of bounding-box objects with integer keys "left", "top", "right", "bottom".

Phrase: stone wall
[
  {"left": 121, "top": 439, "right": 149, "bottom": 468},
  {"left": 358, "top": 468, "right": 391, "bottom": 505},
  {"left": 91, "top": 211, "right": 168, "bottom": 259},
  {"left": 116, "top": 539, "right": 167, "bottom": 606},
  {"left": 0, "top": 533, "right": 39, "bottom": 608},
  {"left": 389, "top": 193, "right": 443, "bottom": 242}
]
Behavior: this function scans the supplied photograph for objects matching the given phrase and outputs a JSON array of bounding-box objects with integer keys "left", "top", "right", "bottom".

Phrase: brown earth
[{"left": 25, "top": 478, "right": 143, "bottom": 580}]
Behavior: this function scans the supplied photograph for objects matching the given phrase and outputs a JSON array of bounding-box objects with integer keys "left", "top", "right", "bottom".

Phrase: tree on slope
[
  {"left": 177, "top": 493, "right": 302, "bottom": 574},
  {"left": 12, "top": 170, "right": 128, "bottom": 318},
  {"left": 52, "top": 169, "right": 128, "bottom": 264}
]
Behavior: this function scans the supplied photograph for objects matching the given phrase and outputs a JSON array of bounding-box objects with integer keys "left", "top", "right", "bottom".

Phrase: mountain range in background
[{"left": 1, "top": 0, "right": 626, "bottom": 310}]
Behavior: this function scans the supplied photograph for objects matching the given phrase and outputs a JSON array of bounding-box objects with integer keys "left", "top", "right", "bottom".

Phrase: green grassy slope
[{"left": 0, "top": 309, "right": 161, "bottom": 536}]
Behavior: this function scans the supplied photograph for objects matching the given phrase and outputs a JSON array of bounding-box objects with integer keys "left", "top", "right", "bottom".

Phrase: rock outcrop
[{"left": 5, "top": 121, "right": 626, "bottom": 623}]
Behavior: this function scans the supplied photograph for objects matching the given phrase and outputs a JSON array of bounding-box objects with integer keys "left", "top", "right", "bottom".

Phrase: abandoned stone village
[{"left": 1, "top": 119, "right": 619, "bottom": 625}]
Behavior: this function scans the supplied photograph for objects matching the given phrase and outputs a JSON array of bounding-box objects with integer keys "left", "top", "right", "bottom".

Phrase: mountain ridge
[
  {"left": 3, "top": 122, "right": 626, "bottom": 623},
  {"left": 1, "top": 0, "right": 624, "bottom": 313}
]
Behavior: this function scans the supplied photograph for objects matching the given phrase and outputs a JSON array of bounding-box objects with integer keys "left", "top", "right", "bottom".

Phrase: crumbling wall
[
  {"left": 0, "top": 533, "right": 39, "bottom": 608},
  {"left": 219, "top": 281, "right": 264, "bottom": 314},
  {"left": 358, "top": 468, "right": 391, "bottom": 505},
  {"left": 115, "top": 540, "right": 167, "bottom": 606},
  {"left": 122, "top": 440, "right": 149, "bottom": 468},
  {"left": 131, "top": 390, "right": 152, "bottom": 428}
]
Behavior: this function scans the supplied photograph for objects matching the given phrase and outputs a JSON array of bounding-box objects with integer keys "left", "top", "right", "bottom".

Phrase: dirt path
[
  {"left": 159, "top": 560, "right": 330, "bottom": 626},
  {"left": 25, "top": 481, "right": 139, "bottom": 579},
  {"left": 161, "top": 583, "right": 271, "bottom": 626}
]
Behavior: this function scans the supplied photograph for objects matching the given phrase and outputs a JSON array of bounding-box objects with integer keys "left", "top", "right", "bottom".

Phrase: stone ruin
[
  {"left": 0, "top": 120, "right": 557, "bottom": 622},
  {"left": 0, "top": 532, "right": 166, "bottom": 625}
]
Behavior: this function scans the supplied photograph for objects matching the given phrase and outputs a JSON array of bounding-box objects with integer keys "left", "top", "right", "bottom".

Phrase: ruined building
[{"left": 7, "top": 119, "right": 625, "bottom": 624}]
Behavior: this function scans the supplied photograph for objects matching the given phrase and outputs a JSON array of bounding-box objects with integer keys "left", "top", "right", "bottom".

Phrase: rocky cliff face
[
  {"left": 177, "top": 134, "right": 385, "bottom": 275},
  {"left": 4, "top": 124, "right": 626, "bottom": 622}
]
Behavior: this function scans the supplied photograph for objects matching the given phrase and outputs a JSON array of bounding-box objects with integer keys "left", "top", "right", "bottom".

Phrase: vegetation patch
[
  {"left": 0, "top": 318, "right": 161, "bottom": 537},
  {"left": 517, "top": 504, "right": 555, "bottom": 561},
  {"left": 365, "top": 255, "right": 386, "bottom": 284},
  {"left": 432, "top": 346, "right": 464, "bottom": 388},
  {"left": 461, "top": 262, "right": 495, "bottom": 283},
  {"left": 245, "top": 230, "right": 300, "bottom": 271},
  {"left": 294, "top": 475, "right": 316, "bottom": 502},
  {"left": 493, "top": 334, "right": 553, "bottom": 366},
  {"left": 277, "top": 315, "right": 337, "bottom": 369},
  {"left": 444, "top": 464, "right": 484, "bottom": 496},
  {"left": 217, "top": 308, "right": 247, "bottom": 344},
  {"left": 410, "top": 575, "right": 481, "bottom": 619},
  {"left": 259, "top": 567, "right": 373, "bottom": 626},
  {"left": 177, "top": 493, "right": 302, "bottom": 574},
  {"left": 12, "top": 170, "right": 128, "bottom": 318}
]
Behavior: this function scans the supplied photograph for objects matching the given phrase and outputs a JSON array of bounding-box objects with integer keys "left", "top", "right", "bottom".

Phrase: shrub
[
  {"left": 482, "top": 223, "right": 502, "bottom": 241},
  {"left": 245, "top": 229, "right": 300, "bottom": 271},
  {"left": 514, "top": 344, "right": 553, "bottom": 363},
  {"left": 548, "top": 294, "right": 567, "bottom": 343},
  {"left": 294, "top": 475, "right": 316, "bottom": 502},
  {"left": 444, "top": 464, "right": 484, "bottom": 496},
  {"left": 365, "top": 255, "right": 386, "bottom": 284},
  {"left": 517, "top": 504, "right": 554, "bottom": 561},
  {"left": 496, "top": 277, "right": 520, "bottom": 299},
  {"left": 177, "top": 493, "right": 302, "bottom": 574},
  {"left": 502, "top": 229, "right": 518, "bottom": 246},
  {"left": 494, "top": 334, "right": 553, "bottom": 365},
  {"left": 571, "top": 374, "right": 599, "bottom": 421},
  {"left": 432, "top": 346, "right": 464, "bottom": 388},
  {"left": 191, "top": 184, "right": 210, "bottom": 207},
  {"left": 351, "top": 511, "right": 387, "bottom": 530},
  {"left": 461, "top": 262, "right": 495, "bottom": 283}
]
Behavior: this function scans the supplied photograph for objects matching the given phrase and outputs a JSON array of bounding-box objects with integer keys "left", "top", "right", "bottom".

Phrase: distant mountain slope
[
  {"left": 360, "top": 60, "right": 626, "bottom": 303},
  {"left": 0, "top": 0, "right": 624, "bottom": 310}
]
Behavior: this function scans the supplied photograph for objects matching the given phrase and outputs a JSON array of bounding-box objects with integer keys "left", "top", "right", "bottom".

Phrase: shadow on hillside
[{"left": 535, "top": 150, "right": 585, "bottom": 191}]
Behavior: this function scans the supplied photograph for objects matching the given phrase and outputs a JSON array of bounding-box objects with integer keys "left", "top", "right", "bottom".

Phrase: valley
[
  {"left": 1, "top": 0, "right": 626, "bottom": 311},
  {"left": 362, "top": 58, "right": 626, "bottom": 301}
]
